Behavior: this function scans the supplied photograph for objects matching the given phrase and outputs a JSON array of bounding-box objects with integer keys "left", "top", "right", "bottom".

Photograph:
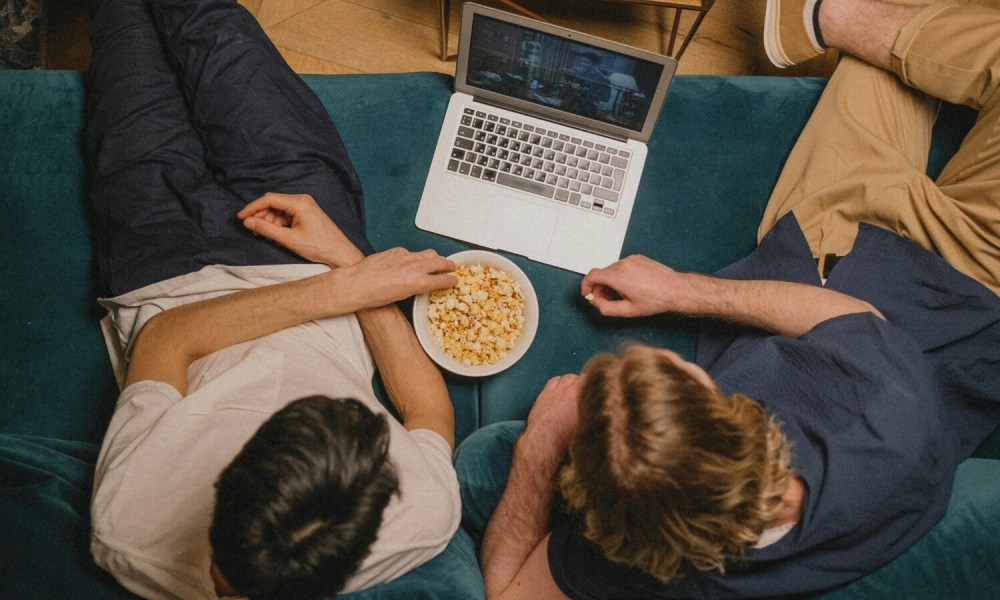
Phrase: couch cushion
[
  {"left": 0, "top": 71, "right": 119, "bottom": 443},
  {"left": 0, "top": 435, "right": 137, "bottom": 598}
]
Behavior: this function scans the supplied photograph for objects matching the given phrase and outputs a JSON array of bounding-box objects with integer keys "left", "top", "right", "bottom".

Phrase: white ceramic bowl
[{"left": 413, "top": 250, "right": 538, "bottom": 377}]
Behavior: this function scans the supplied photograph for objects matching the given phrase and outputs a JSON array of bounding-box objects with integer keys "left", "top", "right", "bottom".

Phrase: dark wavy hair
[{"left": 210, "top": 395, "right": 399, "bottom": 600}]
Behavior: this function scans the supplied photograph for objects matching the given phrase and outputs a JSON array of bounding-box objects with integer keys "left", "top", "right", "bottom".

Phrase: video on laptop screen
[{"left": 465, "top": 14, "right": 666, "bottom": 134}]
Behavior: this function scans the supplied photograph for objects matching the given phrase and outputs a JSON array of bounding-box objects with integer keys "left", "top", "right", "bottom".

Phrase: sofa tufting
[{"left": 1, "top": 69, "right": 998, "bottom": 599}]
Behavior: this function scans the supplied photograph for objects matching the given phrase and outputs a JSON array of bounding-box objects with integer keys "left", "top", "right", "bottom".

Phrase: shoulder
[
  {"left": 91, "top": 533, "right": 216, "bottom": 600},
  {"left": 342, "top": 427, "right": 461, "bottom": 592},
  {"left": 91, "top": 382, "right": 220, "bottom": 599},
  {"left": 387, "top": 427, "right": 461, "bottom": 531}
]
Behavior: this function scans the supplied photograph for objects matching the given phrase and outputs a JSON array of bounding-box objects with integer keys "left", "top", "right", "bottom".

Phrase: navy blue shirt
[{"left": 549, "top": 215, "right": 1000, "bottom": 599}]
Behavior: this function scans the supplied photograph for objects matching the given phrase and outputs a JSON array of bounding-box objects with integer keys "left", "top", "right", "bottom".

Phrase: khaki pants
[{"left": 758, "top": 3, "right": 1000, "bottom": 294}]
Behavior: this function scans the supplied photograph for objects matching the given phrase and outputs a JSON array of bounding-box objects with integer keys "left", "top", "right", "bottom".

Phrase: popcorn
[{"left": 427, "top": 263, "right": 526, "bottom": 366}]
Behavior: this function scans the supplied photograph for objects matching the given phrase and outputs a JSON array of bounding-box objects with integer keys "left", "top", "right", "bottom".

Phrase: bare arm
[
  {"left": 356, "top": 304, "right": 455, "bottom": 448},
  {"left": 582, "top": 254, "right": 883, "bottom": 338},
  {"left": 125, "top": 249, "right": 457, "bottom": 396},
  {"left": 481, "top": 375, "right": 579, "bottom": 600},
  {"left": 238, "top": 192, "right": 458, "bottom": 446}
]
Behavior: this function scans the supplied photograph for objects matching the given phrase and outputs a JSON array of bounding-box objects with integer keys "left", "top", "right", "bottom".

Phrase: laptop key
[
  {"left": 497, "top": 173, "right": 556, "bottom": 198},
  {"left": 459, "top": 162, "right": 472, "bottom": 175},
  {"left": 483, "top": 169, "right": 497, "bottom": 182},
  {"left": 593, "top": 187, "right": 620, "bottom": 203},
  {"left": 448, "top": 159, "right": 460, "bottom": 172},
  {"left": 454, "top": 137, "right": 474, "bottom": 150}
]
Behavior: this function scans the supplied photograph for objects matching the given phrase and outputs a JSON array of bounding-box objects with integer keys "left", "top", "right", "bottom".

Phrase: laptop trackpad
[{"left": 487, "top": 196, "right": 557, "bottom": 260}]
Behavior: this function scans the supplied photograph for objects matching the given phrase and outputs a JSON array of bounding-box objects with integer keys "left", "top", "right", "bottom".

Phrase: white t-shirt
[{"left": 91, "top": 265, "right": 461, "bottom": 599}]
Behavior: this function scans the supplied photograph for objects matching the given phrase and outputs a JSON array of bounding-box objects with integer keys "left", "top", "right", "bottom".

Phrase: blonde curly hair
[{"left": 558, "top": 344, "right": 791, "bottom": 582}]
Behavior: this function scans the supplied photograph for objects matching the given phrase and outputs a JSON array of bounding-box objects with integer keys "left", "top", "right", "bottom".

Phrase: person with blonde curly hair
[
  {"left": 455, "top": 0, "right": 1000, "bottom": 598},
  {"left": 559, "top": 345, "right": 793, "bottom": 583}
]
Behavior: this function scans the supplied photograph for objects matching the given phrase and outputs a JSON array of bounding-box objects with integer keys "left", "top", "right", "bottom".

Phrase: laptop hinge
[{"left": 471, "top": 96, "right": 631, "bottom": 144}]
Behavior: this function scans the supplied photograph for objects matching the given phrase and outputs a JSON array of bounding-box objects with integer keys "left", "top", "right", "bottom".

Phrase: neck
[
  {"left": 767, "top": 473, "right": 804, "bottom": 528},
  {"left": 211, "top": 562, "right": 238, "bottom": 598}
]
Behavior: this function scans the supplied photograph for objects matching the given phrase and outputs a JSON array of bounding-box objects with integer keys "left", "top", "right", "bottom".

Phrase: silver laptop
[{"left": 416, "top": 3, "right": 677, "bottom": 274}]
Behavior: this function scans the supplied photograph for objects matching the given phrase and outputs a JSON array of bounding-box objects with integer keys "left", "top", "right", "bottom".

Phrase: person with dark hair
[
  {"left": 460, "top": 1, "right": 1000, "bottom": 598},
  {"left": 86, "top": 0, "right": 461, "bottom": 598},
  {"left": 210, "top": 396, "right": 401, "bottom": 599}
]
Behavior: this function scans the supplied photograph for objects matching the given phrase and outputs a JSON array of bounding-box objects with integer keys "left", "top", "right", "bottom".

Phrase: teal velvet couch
[{"left": 1, "top": 69, "right": 998, "bottom": 599}]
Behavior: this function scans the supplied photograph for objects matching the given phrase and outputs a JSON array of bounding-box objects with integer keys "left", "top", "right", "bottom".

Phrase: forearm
[
  {"left": 126, "top": 270, "right": 357, "bottom": 393},
  {"left": 481, "top": 429, "right": 562, "bottom": 598},
  {"left": 679, "top": 273, "right": 883, "bottom": 338},
  {"left": 356, "top": 305, "right": 455, "bottom": 448}
]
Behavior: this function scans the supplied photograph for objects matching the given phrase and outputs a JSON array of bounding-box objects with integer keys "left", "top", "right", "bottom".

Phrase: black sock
[{"left": 813, "top": 0, "right": 827, "bottom": 49}]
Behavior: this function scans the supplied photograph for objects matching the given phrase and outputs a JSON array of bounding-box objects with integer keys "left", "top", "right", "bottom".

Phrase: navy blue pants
[{"left": 85, "top": 0, "right": 374, "bottom": 297}]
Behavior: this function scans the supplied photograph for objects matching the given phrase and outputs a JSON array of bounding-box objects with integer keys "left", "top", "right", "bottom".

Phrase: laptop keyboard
[{"left": 446, "top": 107, "right": 631, "bottom": 217}]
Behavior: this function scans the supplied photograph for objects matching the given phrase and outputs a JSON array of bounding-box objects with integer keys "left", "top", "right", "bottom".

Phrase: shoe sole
[{"left": 764, "top": 0, "right": 794, "bottom": 68}]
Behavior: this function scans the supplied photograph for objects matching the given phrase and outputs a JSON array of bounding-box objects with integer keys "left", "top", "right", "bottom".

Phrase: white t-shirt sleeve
[
  {"left": 341, "top": 428, "right": 462, "bottom": 593},
  {"left": 91, "top": 380, "right": 218, "bottom": 600},
  {"left": 92, "top": 380, "right": 182, "bottom": 494}
]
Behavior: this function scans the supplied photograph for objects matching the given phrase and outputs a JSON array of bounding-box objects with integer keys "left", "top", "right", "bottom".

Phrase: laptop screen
[{"left": 463, "top": 12, "right": 668, "bottom": 136}]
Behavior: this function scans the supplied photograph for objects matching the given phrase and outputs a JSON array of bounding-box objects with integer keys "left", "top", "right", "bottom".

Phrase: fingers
[
  {"left": 427, "top": 272, "right": 460, "bottom": 291},
  {"left": 243, "top": 215, "right": 291, "bottom": 246},
  {"left": 406, "top": 248, "right": 457, "bottom": 273},
  {"left": 582, "top": 268, "right": 627, "bottom": 316},
  {"left": 237, "top": 192, "right": 316, "bottom": 220},
  {"left": 410, "top": 253, "right": 458, "bottom": 292},
  {"left": 582, "top": 264, "right": 620, "bottom": 299},
  {"left": 542, "top": 373, "right": 580, "bottom": 392}
]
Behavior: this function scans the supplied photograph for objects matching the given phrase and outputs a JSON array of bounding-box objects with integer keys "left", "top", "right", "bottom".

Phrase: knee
[{"left": 453, "top": 421, "right": 526, "bottom": 537}]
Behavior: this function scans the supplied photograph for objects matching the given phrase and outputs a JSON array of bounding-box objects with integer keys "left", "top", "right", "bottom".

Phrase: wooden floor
[{"left": 44, "top": 0, "right": 839, "bottom": 77}]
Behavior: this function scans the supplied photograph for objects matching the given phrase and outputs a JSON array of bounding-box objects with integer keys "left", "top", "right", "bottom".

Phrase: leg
[
  {"left": 893, "top": 4, "right": 1000, "bottom": 289},
  {"left": 757, "top": 55, "right": 942, "bottom": 276},
  {"left": 453, "top": 422, "right": 525, "bottom": 545},
  {"left": 86, "top": 0, "right": 308, "bottom": 296},
  {"left": 760, "top": 0, "right": 1000, "bottom": 292},
  {"left": 144, "top": 0, "right": 374, "bottom": 257}
]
